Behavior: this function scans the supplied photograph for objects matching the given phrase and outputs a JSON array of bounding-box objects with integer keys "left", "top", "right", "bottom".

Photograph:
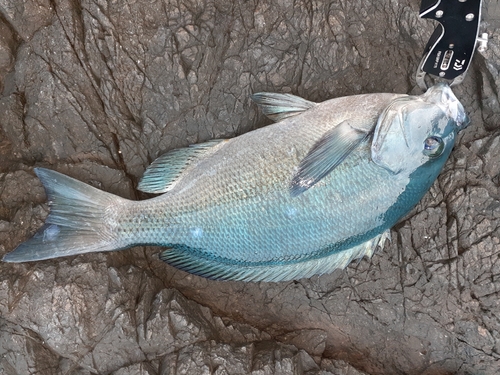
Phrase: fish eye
[{"left": 423, "top": 136, "right": 444, "bottom": 157}]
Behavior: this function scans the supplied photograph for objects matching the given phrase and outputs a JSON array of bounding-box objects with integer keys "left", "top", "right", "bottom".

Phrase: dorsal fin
[
  {"left": 251, "top": 92, "right": 317, "bottom": 122},
  {"left": 138, "top": 140, "right": 226, "bottom": 194}
]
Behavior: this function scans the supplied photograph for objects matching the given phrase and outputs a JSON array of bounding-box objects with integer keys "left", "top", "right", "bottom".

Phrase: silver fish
[{"left": 3, "top": 84, "right": 468, "bottom": 282}]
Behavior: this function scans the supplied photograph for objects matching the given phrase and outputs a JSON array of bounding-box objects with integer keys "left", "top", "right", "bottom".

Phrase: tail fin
[{"left": 3, "top": 168, "right": 128, "bottom": 262}]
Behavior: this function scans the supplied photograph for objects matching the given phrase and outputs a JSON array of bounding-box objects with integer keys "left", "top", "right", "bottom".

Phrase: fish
[{"left": 2, "top": 84, "right": 469, "bottom": 282}]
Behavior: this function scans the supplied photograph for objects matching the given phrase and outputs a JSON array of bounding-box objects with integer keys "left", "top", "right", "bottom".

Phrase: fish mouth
[{"left": 422, "top": 83, "right": 470, "bottom": 131}]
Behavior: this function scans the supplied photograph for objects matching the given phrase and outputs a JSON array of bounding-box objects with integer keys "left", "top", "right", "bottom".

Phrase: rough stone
[{"left": 1, "top": 0, "right": 499, "bottom": 374}]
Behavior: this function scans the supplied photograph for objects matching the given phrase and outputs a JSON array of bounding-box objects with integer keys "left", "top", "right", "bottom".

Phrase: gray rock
[{"left": 1, "top": 0, "right": 499, "bottom": 374}]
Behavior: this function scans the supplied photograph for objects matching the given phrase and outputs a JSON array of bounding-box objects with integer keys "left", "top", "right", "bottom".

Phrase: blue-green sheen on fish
[{"left": 3, "top": 84, "right": 468, "bottom": 282}]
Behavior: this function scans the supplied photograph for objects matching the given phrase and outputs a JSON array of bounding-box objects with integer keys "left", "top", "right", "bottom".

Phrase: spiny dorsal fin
[
  {"left": 138, "top": 140, "right": 226, "bottom": 194},
  {"left": 251, "top": 92, "right": 317, "bottom": 122},
  {"left": 290, "top": 121, "right": 370, "bottom": 197}
]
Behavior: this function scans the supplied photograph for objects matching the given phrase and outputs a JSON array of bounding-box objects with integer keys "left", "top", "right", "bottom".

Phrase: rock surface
[{"left": 1, "top": 0, "right": 499, "bottom": 374}]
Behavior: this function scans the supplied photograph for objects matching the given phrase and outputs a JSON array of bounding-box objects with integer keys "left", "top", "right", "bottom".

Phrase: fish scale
[
  {"left": 3, "top": 85, "right": 468, "bottom": 282},
  {"left": 121, "top": 139, "right": 399, "bottom": 262}
]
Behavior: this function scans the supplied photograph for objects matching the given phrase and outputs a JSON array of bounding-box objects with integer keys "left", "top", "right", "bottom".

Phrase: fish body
[{"left": 3, "top": 84, "right": 468, "bottom": 282}]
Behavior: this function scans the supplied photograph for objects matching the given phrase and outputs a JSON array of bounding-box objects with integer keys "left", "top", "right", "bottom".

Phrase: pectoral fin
[
  {"left": 290, "top": 121, "right": 370, "bottom": 197},
  {"left": 251, "top": 92, "right": 317, "bottom": 122},
  {"left": 138, "top": 140, "right": 226, "bottom": 193}
]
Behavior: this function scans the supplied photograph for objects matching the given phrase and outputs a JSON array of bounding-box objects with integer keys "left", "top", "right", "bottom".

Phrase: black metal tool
[{"left": 416, "top": 0, "right": 487, "bottom": 89}]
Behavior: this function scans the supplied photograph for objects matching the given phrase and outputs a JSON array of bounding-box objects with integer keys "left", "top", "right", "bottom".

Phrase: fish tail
[{"left": 3, "top": 168, "right": 128, "bottom": 262}]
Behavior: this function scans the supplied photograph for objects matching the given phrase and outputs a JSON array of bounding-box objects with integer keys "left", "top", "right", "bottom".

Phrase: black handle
[{"left": 419, "top": 0, "right": 482, "bottom": 80}]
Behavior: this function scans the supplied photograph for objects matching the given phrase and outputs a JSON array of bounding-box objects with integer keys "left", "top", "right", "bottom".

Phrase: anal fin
[{"left": 159, "top": 231, "right": 390, "bottom": 282}]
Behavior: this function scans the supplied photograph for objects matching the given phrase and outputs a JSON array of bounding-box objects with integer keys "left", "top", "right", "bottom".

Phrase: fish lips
[{"left": 422, "top": 83, "right": 470, "bottom": 131}]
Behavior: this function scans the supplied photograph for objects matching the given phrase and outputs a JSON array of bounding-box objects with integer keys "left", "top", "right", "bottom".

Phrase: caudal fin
[{"left": 3, "top": 168, "right": 127, "bottom": 262}]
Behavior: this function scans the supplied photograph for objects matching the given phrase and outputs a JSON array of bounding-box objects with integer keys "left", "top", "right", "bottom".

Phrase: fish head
[{"left": 371, "top": 83, "right": 469, "bottom": 175}]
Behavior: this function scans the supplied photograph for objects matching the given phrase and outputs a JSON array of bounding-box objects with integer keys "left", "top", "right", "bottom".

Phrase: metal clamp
[
  {"left": 416, "top": 0, "right": 485, "bottom": 90},
  {"left": 477, "top": 33, "right": 489, "bottom": 53}
]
